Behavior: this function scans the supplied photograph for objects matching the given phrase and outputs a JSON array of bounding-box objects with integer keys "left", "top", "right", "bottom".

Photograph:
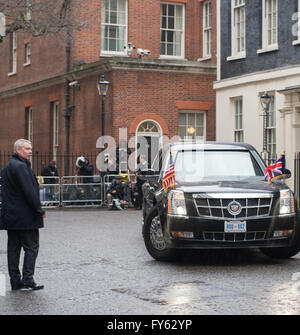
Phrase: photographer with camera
[
  {"left": 106, "top": 175, "right": 128, "bottom": 210},
  {"left": 76, "top": 156, "right": 94, "bottom": 201}
]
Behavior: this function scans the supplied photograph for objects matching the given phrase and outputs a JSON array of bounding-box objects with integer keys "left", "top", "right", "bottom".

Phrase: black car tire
[
  {"left": 260, "top": 218, "right": 300, "bottom": 259},
  {"left": 143, "top": 207, "right": 176, "bottom": 261}
]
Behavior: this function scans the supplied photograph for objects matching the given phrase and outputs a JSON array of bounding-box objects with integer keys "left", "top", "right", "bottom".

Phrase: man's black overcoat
[{"left": 0, "top": 154, "right": 45, "bottom": 230}]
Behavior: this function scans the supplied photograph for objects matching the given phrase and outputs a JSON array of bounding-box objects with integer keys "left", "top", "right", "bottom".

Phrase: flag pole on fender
[
  {"left": 162, "top": 149, "right": 175, "bottom": 191},
  {"left": 264, "top": 153, "right": 287, "bottom": 184}
]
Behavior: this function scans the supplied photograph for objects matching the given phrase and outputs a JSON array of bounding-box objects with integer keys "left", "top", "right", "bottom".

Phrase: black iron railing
[
  {"left": 0, "top": 151, "right": 99, "bottom": 177},
  {"left": 295, "top": 152, "right": 300, "bottom": 210}
]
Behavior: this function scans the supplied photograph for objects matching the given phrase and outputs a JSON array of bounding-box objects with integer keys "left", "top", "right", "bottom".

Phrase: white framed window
[
  {"left": 26, "top": 106, "right": 33, "bottom": 144},
  {"left": 8, "top": 31, "right": 17, "bottom": 75},
  {"left": 53, "top": 102, "right": 59, "bottom": 160},
  {"left": 179, "top": 111, "right": 206, "bottom": 140},
  {"left": 227, "top": 0, "right": 246, "bottom": 60},
  {"left": 26, "top": 0, "right": 32, "bottom": 20},
  {"left": 258, "top": 0, "right": 278, "bottom": 53},
  {"left": 234, "top": 98, "right": 243, "bottom": 143},
  {"left": 265, "top": 95, "right": 276, "bottom": 160},
  {"left": 24, "top": 43, "right": 31, "bottom": 65},
  {"left": 160, "top": 3, "right": 185, "bottom": 59},
  {"left": 292, "top": 0, "right": 300, "bottom": 45},
  {"left": 203, "top": 1, "right": 212, "bottom": 58},
  {"left": 101, "top": 0, "right": 127, "bottom": 55}
]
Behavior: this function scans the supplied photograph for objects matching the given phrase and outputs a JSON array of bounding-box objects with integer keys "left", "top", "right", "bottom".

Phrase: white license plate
[{"left": 224, "top": 221, "right": 246, "bottom": 233}]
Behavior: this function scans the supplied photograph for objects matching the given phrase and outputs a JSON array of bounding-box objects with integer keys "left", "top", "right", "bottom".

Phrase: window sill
[
  {"left": 23, "top": 63, "right": 31, "bottom": 67},
  {"left": 100, "top": 52, "right": 127, "bottom": 57},
  {"left": 159, "top": 55, "right": 185, "bottom": 60},
  {"left": 197, "top": 56, "right": 212, "bottom": 62},
  {"left": 226, "top": 53, "right": 246, "bottom": 61},
  {"left": 257, "top": 45, "right": 279, "bottom": 54},
  {"left": 293, "top": 39, "right": 300, "bottom": 46},
  {"left": 8, "top": 72, "right": 16, "bottom": 77}
]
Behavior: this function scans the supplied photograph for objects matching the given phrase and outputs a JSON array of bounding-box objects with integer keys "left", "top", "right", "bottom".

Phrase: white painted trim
[
  {"left": 202, "top": 0, "right": 212, "bottom": 59},
  {"left": 160, "top": 2, "right": 185, "bottom": 59},
  {"left": 292, "top": 39, "right": 300, "bottom": 46},
  {"left": 135, "top": 119, "right": 163, "bottom": 170},
  {"left": 217, "top": 0, "right": 221, "bottom": 81},
  {"left": 100, "top": 0, "right": 128, "bottom": 56},
  {"left": 230, "top": 0, "right": 246, "bottom": 59},
  {"left": 214, "top": 64, "right": 300, "bottom": 90},
  {"left": 261, "top": 0, "right": 278, "bottom": 50},
  {"left": 226, "top": 52, "right": 246, "bottom": 61},
  {"left": 197, "top": 56, "right": 212, "bottom": 62},
  {"left": 257, "top": 44, "right": 279, "bottom": 54}
]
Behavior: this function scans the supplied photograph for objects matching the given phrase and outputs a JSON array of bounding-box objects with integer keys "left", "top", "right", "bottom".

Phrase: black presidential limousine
[{"left": 141, "top": 142, "right": 299, "bottom": 261}]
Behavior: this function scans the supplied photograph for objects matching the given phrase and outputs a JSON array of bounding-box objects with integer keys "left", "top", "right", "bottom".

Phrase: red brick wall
[
  {"left": 70, "top": 0, "right": 217, "bottom": 64},
  {"left": 110, "top": 69, "right": 216, "bottom": 142},
  {"left": 0, "top": 0, "right": 216, "bottom": 173},
  {"left": 0, "top": 0, "right": 216, "bottom": 91},
  {"left": 0, "top": 31, "right": 66, "bottom": 92}
]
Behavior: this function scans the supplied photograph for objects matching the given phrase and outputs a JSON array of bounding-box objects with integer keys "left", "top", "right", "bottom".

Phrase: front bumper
[{"left": 165, "top": 213, "right": 297, "bottom": 249}]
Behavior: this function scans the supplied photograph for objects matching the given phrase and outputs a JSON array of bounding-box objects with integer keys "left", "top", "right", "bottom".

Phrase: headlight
[
  {"left": 168, "top": 190, "right": 187, "bottom": 216},
  {"left": 280, "top": 189, "right": 295, "bottom": 215}
]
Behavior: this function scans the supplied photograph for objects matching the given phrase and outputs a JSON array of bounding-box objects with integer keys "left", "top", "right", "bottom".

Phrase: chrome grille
[
  {"left": 203, "top": 231, "right": 266, "bottom": 242},
  {"left": 193, "top": 193, "right": 273, "bottom": 219}
]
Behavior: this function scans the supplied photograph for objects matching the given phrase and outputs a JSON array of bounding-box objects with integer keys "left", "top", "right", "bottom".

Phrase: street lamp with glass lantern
[
  {"left": 260, "top": 91, "right": 271, "bottom": 161},
  {"left": 97, "top": 74, "right": 110, "bottom": 141}
]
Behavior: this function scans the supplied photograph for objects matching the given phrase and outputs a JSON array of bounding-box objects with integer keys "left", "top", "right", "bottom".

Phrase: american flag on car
[{"left": 162, "top": 150, "right": 175, "bottom": 191}]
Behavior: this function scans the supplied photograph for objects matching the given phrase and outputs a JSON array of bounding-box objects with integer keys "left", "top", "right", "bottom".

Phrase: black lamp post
[
  {"left": 97, "top": 74, "right": 110, "bottom": 144},
  {"left": 260, "top": 91, "right": 271, "bottom": 160}
]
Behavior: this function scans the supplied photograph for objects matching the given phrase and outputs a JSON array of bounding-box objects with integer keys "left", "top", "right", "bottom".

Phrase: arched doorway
[{"left": 136, "top": 120, "right": 162, "bottom": 167}]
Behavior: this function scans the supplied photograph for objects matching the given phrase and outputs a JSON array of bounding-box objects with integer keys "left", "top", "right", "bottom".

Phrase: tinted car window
[{"left": 174, "top": 150, "right": 264, "bottom": 182}]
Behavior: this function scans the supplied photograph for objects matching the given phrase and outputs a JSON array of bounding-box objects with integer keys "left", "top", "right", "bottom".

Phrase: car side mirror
[
  {"left": 283, "top": 169, "right": 292, "bottom": 180},
  {"left": 139, "top": 169, "right": 155, "bottom": 176},
  {"left": 138, "top": 169, "right": 159, "bottom": 183}
]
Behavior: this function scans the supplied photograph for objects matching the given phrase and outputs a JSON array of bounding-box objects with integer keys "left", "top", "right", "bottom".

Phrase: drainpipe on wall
[{"left": 63, "top": 1, "right": 72, "bottom": 176}]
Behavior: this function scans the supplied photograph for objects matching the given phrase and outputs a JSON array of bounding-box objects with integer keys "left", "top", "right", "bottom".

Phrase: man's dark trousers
[{"left": 7, "top": 230, "right": 39, "bottom": 286}]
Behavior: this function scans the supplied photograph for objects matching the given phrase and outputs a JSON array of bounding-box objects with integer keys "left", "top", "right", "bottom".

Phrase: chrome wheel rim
[{"left": 149, "top": 216, "right": 166, "bottom": 250}]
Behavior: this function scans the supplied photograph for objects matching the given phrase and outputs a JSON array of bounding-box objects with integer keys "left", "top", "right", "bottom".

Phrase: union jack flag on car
[{"left": 264, "top": 153, "right": 287, "bottom": 183}]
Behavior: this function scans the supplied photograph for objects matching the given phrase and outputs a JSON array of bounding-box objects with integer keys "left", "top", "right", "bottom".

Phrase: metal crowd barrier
[
  {"left": 38, "top": 176, "right": 60, "bottom": 207},
  {"left": 61, "top": 176, "right": 103, "bottom": 207}
]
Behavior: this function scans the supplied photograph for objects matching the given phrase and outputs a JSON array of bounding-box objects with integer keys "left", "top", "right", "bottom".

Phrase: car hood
[{"left": 176, "top": 176, "right": 289, "bottom": 195}]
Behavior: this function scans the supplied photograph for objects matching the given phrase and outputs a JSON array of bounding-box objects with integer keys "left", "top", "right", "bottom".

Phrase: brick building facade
[{"left": 0, "top": 0, "right": 216, "bottom": 175}]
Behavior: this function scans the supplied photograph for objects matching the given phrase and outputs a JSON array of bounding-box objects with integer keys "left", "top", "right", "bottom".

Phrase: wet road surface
[{"left": 0, "top": 209, "right": 300, "bottom": 315}]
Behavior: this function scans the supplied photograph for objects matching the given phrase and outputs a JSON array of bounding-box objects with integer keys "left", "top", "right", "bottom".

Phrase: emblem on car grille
[{"left": 227, "top": 201, "right": 242, "bottom": 215}]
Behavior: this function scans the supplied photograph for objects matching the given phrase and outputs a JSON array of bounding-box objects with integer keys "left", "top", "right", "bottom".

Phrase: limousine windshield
[{"left": 174, "top": 150, "right": 264, "bottom": 183}]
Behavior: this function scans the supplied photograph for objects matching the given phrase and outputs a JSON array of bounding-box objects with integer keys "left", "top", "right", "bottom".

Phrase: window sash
[
  {"left": 53, "top": 102, "right": 59, "bottom": 147},
  {"left": 296, "top": 0, "right": 300, "bottom": 40},
  {"left": 9, "top": 32, "right": 17, "bottom": 74},
  {"left": 26, "top": 0, "right": 32, "bottom": 20},
  {"left": 28, "top": 107, "right": 33, "bottom": 144},
  {"left": 160, "top": 3, "right": 184, "bottom": 57},
  {"left": 234, "top": 99, "right": 243, "bottom": 143},
  {"left": 231, "top": 0, "right": 246, "bottom": 55},
  {"left": 25, "top": 43, "right": 31, "bottom": 64},
  {"left": 101, "top": 0, "right": 127, "bottom": 53},
  {"left": 178, "top": 111, "right": 205, "bottom": 140},
  {"left": 264, "top": 96, "right": 276, "bottom": 157},
  {"left": 263, "top": 0, "right": 277, "bottom": 47},
  {"left": 203, "top": 1, "right": 212, "bottom": 57}
]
